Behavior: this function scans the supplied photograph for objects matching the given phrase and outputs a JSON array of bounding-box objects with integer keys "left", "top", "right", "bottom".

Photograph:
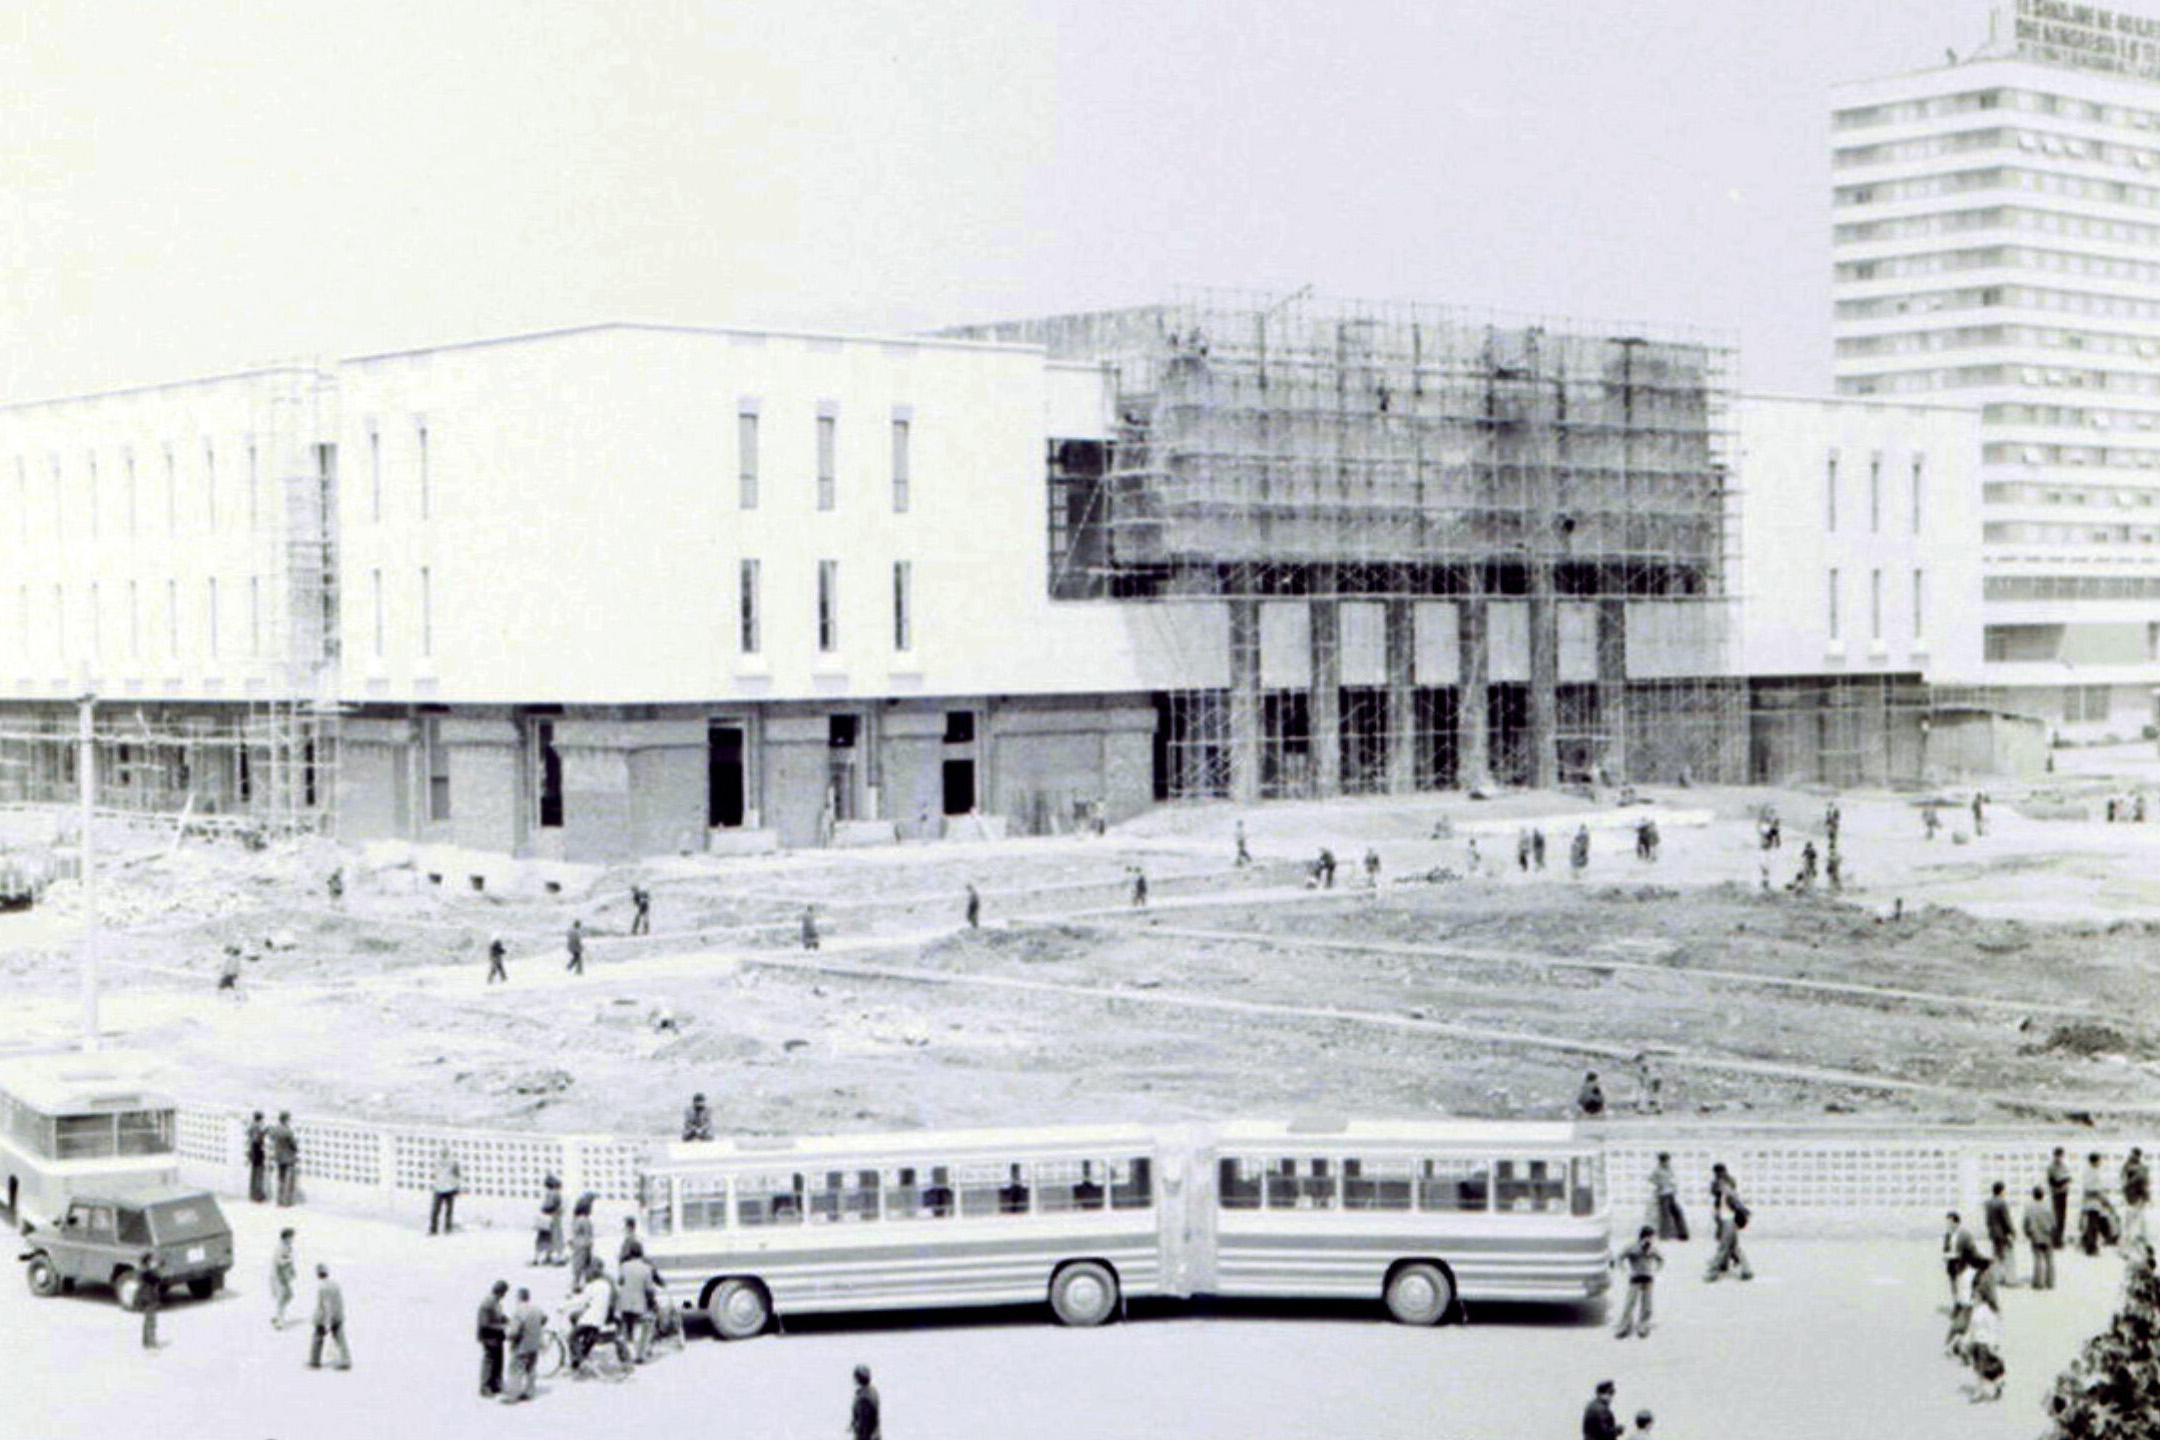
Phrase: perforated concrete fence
[{"left": 173, "top": 1106, "right": 2156, "bottom": 1237}]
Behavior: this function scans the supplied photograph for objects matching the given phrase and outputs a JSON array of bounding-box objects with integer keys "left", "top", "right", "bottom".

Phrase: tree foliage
[{"left": 2044, "top": 1239, "right": 2160, "bottom": 1440}]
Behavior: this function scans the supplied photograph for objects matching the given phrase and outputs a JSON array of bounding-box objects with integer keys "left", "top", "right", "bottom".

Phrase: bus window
[
  {"left": 1570, "top": 1155, "right": 1602, "bottom": 1217},
  {"left": 1109, "top": 1156, "right": 1152, "bottom": 1210},
  {"left": 679, "top": 1175, "right": 727, "bottom": 1231},
  {"left": 640, "top": 1175, "right": 676, "bottom": 1236},
  {"left": 1343, "top": 1157, "right": 1413, "bottom": 1212},
  {"left": 1418, "top": 1157, "right": 1490, "bottom": 1212},
  {"left": 1034, "top": 1159, "right": 1105, "bottom": 1213},
  {"left": 115, "top": 1109, "right": 173, "bottom": 1156},
  {"left": 1073, "top": 1160, "right": 1105, "bottom": 1210},
  {"left": 848, "top": 1169, "right": 880, "bottom": 1221},
  {"left": 1496, "top": 1158, "right": 1570, "bottom": 1213},
  {"left": 1299, "top": 1159, "right": 1337, "bottom": 1210},
  {"left": 812, "top": 1171, "right": 846, "bottom": 1222},
  {"left": 883, "top": 1166, "right": 931, "bottom": 1221},
  {"left": 998, "top": 1164, "right": 1031, "bottom": 1215},
  {"left": 1265, "top": 1159, "right": 1299, "bottom": 1209},
  {"left": 925, "top": 1166, "right": 955, "bottom": 1217},
  {"left": 737, "top": 1172, "right": 806, "bottom": 1227},
  {"left": 1218, "top": 1157, "right": 1262, "bottom": 1210},
  {"left": 957, "top": 1163, "right": 1011, "bottom": 1218},
  {"left": 54, "top": 1115, "right": 116, "bottom": 1160}
]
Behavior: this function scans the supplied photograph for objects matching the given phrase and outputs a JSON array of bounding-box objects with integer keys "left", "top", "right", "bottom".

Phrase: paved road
[{"left": 0, "top": 1196, "right": 2127, "bottom": 1440}]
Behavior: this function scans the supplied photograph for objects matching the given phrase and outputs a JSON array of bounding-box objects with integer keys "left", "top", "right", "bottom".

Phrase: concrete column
[
  {"left": 1228, "top": 598, "right": 1262, "bottom": 803},
  {"left": 1528, "top": 574, "right": 1559, "bottom": 790},
  {"left": 1384, "top": 598, "right": 1417, "bottom": 794},
  {"left": 1457, "top": 593, "right": 1490, "bottom": 789},
  {"left": 1309, "top": 597, "right": 1342, "bottom": 798},
  {"left": 1597, "top": 599, "right": 1629, "bottom": 784}
]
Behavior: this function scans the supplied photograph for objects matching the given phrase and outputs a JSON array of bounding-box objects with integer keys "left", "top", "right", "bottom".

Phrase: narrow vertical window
[
  {"left": 893, "top": 560, "right": 912, "bottom": 651},
  {"left": 371, "top": 568, "right": 385, "bottom": 658},
  {"left": 1911, "top": 456, "right": 1924, "bottom": 533},
  {"left": 249, "top": 576, "right": 261, "bottom": 656},
  {"left": 738, "top": 558, "right": 761, "bottom": 654},
  {"left": 1913, "top": 568, "right": 1925, "bottom": 639},
  {"left": 1826, "top": 453, "right": 1838, "bottom": 531},
  {"left": 1870, "top": 568, "right": 1882, "bottom": 640},
  {"left": 425, "top": 716, "right": 452, "bottom": 822},
  {"left": 205, "top": 441, "right": 217, "bottom": 530},
  {"left": 738, "top": 408, "right": 759, "bottom": 510},
  {"left": 416, "top": 422, "right": 430, "bottom": 520},
  {"left": 817, "top": 412, "right": 837, "bottom": 512},
  {"left": 368, "top": 425, "right": 382, "bottom": 522},
  {"left": 817, "top": 559, "right": 838, "bottom": 651},
  {"left": 207, "top": 577, "right": 219, "bottom": 657},
  {"left": 1828, "top": 567, "right": 1841, "bottom": 640},
  {"left": 891, "top": 416, "right": 911, "bottom": 514},
  {"left": 1868, "top": 454, "right": 1880, "bottom": 533},
  {"left": 419, "top": 566, "right": 433, "bottom": 658}
]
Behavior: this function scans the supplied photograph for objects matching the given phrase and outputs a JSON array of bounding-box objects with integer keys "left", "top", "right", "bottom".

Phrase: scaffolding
[
  {"left": 0, "top": 365, "right": 341, "bottom": 839},
  {"left": 957, "top": 289, "right": 1745, "bottom": 800}
]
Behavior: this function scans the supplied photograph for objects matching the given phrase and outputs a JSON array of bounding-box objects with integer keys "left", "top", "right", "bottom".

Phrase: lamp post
[{"left": 77, "top": 691, "right": 98, "bottom": 1052}]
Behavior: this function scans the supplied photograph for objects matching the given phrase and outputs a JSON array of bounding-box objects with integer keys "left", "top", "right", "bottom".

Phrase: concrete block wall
[{"left": 442, "top": 715, "right": 520, "bottom": 854}]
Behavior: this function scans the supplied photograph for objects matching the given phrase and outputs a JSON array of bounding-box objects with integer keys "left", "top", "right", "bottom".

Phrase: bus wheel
[
  {"left": 25, "top": 1255, "right": 59, "bottom": 1297},
  {"left": 1384, "top": 1262, "right": 1453, "bottom": 1326},
  {"left": 707, "top": 1278, "right": 771, "bottom": 1340},
  {"left": 1050, "top": 1261, "right": 1119, "bottom": 1327},
  {"left": 115, "top": 1270, "right": 145, "bottom": 1312}
]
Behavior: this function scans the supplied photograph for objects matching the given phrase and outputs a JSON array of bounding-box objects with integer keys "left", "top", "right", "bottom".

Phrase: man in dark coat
[
  {"left": 1983, "top": 1181, "right": 2017, "bottom": 1284},
  {"left": 1581, "top": 1380, "right": 1621, "bottom": 1440},
  {"left": 502, "top": 1287, "right": 546, "bottom": 1403},
  {"left": 307, "top": 1263, "right": 350, "bottom": 1370},
  {"left": 476, "top": 1280, "right": 508, "bottom": 1397},
  {"left": 851, "top": 1364, "right": 882, "bottom": 1440},
  {"left": 246, "top": 1111, "right": 269, "bottom": 1203},
  {"left": 271, "top": 1111, "right": 300, "bottom": 1206},
  {"left": 2048, "top": 1147, "right": 2073, "bottom": 1243},
  {"left": 2024, "top": 1185, "right": 2058, "bottom": 1291},
  {"left": 565, "top": 919, "right": 585, "bottom": 975},
  {"left": 136, "top": 1251, "right": 162, "bottom": 1349}
]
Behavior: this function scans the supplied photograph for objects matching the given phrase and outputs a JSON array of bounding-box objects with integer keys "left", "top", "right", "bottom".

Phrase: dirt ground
[{"left": 7, "top": 753, "right": 2160, "bottom": 1137}]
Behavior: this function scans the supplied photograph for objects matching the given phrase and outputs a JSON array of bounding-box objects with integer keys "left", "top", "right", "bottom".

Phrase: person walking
[
  {"left": 476, "top": 1280, "right": 509, "bottom": 1398},
  {"left": 1517, "top": 829, "right": 1532, "bottom": 873},
  {"left": 618, "top": 1217, "right": 641, "bottom": 1265},
  {"left": 681, "top": 1093, "right": 715, "bottom": 1142},
  {"left": 429, "top": 1148, "right": 462, "bottom": 1235},
  {"left": 1363, "top": 847, "right": 1382, "bottom": 888},
  {"left": 851, "top": 1364, "right": 883, "bottom": 1440},
  {"left": 217, "top": 943, "right": 245, "bottom": 1000},
  {"left": 485, "top": 933, "right": 508, "bottom": 984},
  {"left": 1984, "top": 1181, "right": 2017, "bottom": 1284},
  {"left": 801, "top": 905, "right": 821, "bottom": 950},
  {"left": 1612, "top": 1226, "right": 1663, "bottom": 1339},
  {"left": 2079, "top": 1152, "right": 2115, "bottom": 1255},
  {"left": 1648, "top": 1152, "right": 1688, "bottom": 1242},
  {"left": 617, "top": 1248, "right": 657, "bottom": 1365},
  {"left": 964, "top": 884, "right": 981, "bottom": 929},
  {"left": 1942, "top": 1212, "right": 1985, "bottom": 1348},
  {"left": 533, "top": 1175, "right": 564, "bottom": 1266},
  {"left": 2049, "top": 1147, "right": 2074, "bottom": 1244},
  {"left": 1576, "top": 1072, "right": 1606, "bottom": 1117},
  {"left": 1569, "top": 825, "right": 1591, "bottom": 878},
  {"left": 1964, "top": 1282, "right": 2006, "bottom": 1403},
  {"left": 270, "top": 1110, "right": 300, "bottom": 1207},
  {"left": 2023, "top": 1185, "right": 2058, "bottom": 1292},
  {"left": 2123, "top": 1146, "right": 2151, "bottom": 1245},
  {"left": 1234, "top": 820, "right": 1252, "bottom": 868},
  {"left": 629, "top": 885, "right": 651, "bottom": 936},
  {"left": 269, "top": 1227, "right": 297, "bottom": 1328},
  {"left": 1971, "top": 792, "right": 1987, "bottom": 837},
  {"left": 502, "top": 1287, "right": 546, "bottom": 1404},
  {"left": 1317, "top": 848, "right": 1337, "bottom": 889},
  {"left": 326, "top": 868, "right": 344, "bottom": 906},
  {"left": 568, "top": 1193, "right": 596, "bottom": 1280},
  {"left": 1581, "top": 1380, "right": 1622, "bottom": 1440},
  {"left": 565, "top": 918, "right": 585, "bottom": 975},
  {"left": 246, "top": 1111, "right": 269, "bottom": 1204},
  {"left": 1130, "top": 868, "right": 1149, "bottom": 907},
  {"left": 1703, "top": 1164, "right": 1752, "bottom": 1282},
  {"left": 307, "top": 1263, "right": 351, "bottom": 1370},
  {"left": 1824, "top": 801, "right": 1840, "bottom": 848},
  {"left": 136, "top": 1251, "right": 162, "bottom": 1350}
]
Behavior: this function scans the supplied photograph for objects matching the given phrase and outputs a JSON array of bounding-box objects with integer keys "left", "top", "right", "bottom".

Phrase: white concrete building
[{"left": 1833, "top": 2, "right": 2160, "bottom": 737}]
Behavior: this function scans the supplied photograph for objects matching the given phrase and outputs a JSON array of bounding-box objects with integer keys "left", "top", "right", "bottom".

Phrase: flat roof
[
  {"left": 0, "top": 1050, "right": 172, "bottom": 1114},
  {"left": 340, "top": 319, "right": 1044, "bottom": 367}
]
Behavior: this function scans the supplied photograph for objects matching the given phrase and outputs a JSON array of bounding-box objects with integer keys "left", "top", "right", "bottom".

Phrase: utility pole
[{"left": 77, "top": 692, "right": 99, "bottom": 1052}]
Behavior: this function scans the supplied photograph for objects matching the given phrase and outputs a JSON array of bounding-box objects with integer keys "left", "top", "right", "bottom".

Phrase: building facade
[{"left": 1833, "top": 2, "right": 2160, "bottom": 738}]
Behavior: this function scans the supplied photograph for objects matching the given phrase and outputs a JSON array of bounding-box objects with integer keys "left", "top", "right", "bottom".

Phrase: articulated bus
[
  {"left": 0, "top": 1052, "right": 180, "bottom": 1227},
  {"left": 637, "top": 1117, "right": 1608, "bottom": 1337}
]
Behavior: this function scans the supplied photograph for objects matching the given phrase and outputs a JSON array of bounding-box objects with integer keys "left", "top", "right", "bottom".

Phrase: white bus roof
[
  {"left": 1214, "top": 1117, "right": 1589, "bottom": 1147},
  {"left": 654, "top": 1121, "right": 1165, "bottom": 1169},
  {"left": 0, "top": 1050, "right": 173, "bottom": 1114}
]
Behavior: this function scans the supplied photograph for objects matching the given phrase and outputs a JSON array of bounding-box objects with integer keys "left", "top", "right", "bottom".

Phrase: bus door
[{"left": 1160, "top": 1131, "right": 1217, "bottom": 1299}]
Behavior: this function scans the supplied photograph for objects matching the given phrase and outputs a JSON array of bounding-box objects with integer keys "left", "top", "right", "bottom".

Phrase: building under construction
[{"left": 953, "top": 291, "right": 1748, "bottom": 800}]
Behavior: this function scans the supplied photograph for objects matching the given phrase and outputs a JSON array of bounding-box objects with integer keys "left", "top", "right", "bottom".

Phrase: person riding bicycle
[{"left": 561, "top": 1260, "right": 625, "bottom": 1374}]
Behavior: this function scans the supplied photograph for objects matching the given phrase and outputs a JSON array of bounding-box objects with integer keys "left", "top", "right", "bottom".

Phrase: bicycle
[{"left": 536, "top": 1321, "right": 633, "bottom": 1381}]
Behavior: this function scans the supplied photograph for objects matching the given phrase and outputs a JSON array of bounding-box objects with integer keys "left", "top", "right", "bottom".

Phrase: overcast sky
[{"left": 0, "top": 0, "right": 2003, "bottom": 402}]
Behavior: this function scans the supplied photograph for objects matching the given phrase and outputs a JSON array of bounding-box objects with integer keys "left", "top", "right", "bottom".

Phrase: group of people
[
  {"left": 243, "top": 1110, "right": 303, "bottom": 1207},
  {"left": 2102, "top": 792, "right": 2149, "bottom": 824},
  {"left": 489, "top": 1200, "right": 684, "bottom": 1400}
]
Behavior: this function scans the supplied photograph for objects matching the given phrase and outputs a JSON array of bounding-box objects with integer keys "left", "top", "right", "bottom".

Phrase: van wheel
[
  {"left": 25, "top": 1255, "right": 59, "bottom": 1297},
  {"left": 188, "top": 1274, "right": 221, "bottom": 1300},
  {"left": 1384, "top": 1262, "right": 1454, "bottom": 1326},
  {"left": 1050, "top": 1261, "right": 1119, "bottom": 1326},
  {"left": 115, "top": 1270, "right": 145, "bottom": 1312},
  {"left": 706, "top": 1278, "right": 770, "bottom": 1340}
]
